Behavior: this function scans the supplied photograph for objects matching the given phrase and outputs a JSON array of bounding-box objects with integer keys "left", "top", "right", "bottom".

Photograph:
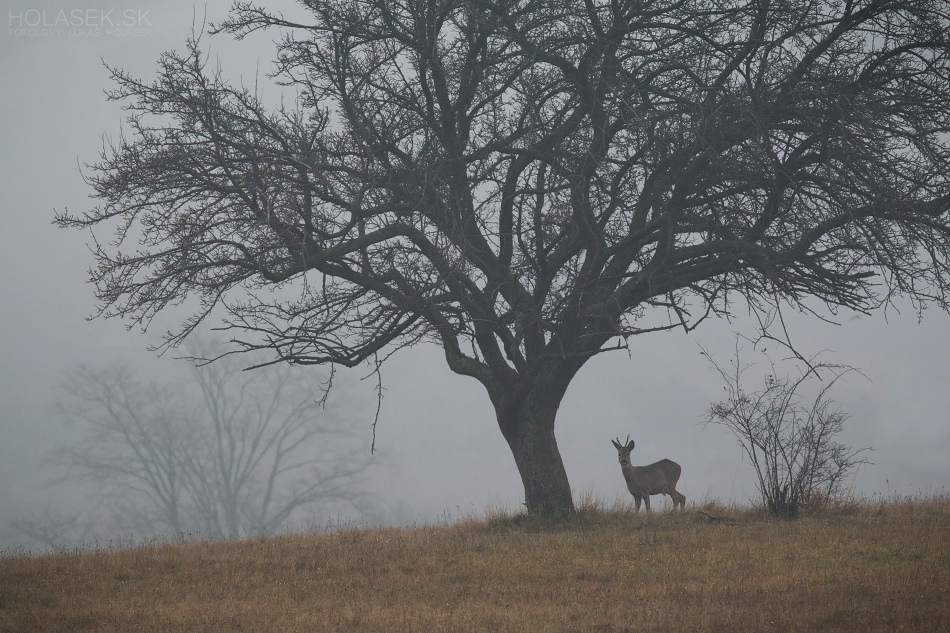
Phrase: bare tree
[
  {"left": 7, "top": 508, "right": 100, "bottom": 552},
  {"left": 182, "top": 342, "right": 373, "bottom": 537},
  {"left": 53, "top": 350, "right": 372, "bottom": 540},
  {"left": 57, "top": 0, "right": 950, "bottom": 515},
  {"left": 54, "top": 366, "right": 195, "bottom": 535},
  {"left": 704, "top": 344, "right": 870, "bottom": 518}
]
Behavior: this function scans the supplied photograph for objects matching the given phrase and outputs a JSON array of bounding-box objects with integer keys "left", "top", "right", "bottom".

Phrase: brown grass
[{"left": 2, "top": 497, "right": 949, "bottom": 632}]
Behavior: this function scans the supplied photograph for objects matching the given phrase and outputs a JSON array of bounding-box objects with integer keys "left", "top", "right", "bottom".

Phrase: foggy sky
[{"left": 2, "top": 1, "right": 948, "bottom": 544}]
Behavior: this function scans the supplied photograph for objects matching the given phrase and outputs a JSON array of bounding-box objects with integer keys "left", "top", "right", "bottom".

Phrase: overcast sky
[{"left": 2, "top": 1, "right": 948, "bottom": 543}]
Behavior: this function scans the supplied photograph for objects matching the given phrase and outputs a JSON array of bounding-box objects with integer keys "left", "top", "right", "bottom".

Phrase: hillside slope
[{"left": 2, "top": 499, "right": 949, "bottom": 632}]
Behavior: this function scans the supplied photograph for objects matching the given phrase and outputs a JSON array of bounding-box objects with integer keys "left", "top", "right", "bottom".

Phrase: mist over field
[{"left": 2, "top": 0, "right": 948, "bottom": 550}]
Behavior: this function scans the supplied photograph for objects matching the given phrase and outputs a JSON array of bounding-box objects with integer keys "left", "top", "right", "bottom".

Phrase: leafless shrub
[{"left": 704, "top": 344, "right": 871, "bottom": 519}]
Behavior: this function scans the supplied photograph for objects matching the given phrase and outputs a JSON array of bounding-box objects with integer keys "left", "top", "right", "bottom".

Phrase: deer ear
[
  {"left": 626, "top": 440, "right": 635, "bottom": 450},
  {"left": 611, "top": 439, "right": 622, "bottom": 450}
]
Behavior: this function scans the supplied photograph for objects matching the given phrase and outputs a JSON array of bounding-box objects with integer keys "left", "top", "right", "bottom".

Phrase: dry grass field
[{"left": 2, "top": 497, "right": 949, "bottom": 632}]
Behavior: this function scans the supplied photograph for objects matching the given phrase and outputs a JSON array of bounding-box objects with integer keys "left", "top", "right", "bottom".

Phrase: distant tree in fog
[
  {"left": 8, "top": 508, "right": 99, "bottom": 551},
  {"left": 50, "top": 344, "right": 374, "bottom": 540}
]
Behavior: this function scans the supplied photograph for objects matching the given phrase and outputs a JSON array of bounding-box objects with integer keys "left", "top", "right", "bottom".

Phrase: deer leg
[
  {"left": 674, "top": 490, "right": 685, "bottom": 509},
  {"left": 643, "top": 494, "right": 651, "bottom": 512},
  {"left": 633, "top": 494, "right": 642, "bottom": 512}
]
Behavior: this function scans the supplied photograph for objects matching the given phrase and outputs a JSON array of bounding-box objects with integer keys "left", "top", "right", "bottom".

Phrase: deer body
[{"left": 612, "top": 437, "right": 686, "bottom": 511}]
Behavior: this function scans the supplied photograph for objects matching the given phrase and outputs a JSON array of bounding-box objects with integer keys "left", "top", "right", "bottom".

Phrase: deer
[{"left": 612, "top": 436, "right": 686, "bottom": 511}]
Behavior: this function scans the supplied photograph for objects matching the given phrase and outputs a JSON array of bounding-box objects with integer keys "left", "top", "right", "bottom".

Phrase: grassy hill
[{"left": 2, "top": 497, "right": 948, "bottom": 632}]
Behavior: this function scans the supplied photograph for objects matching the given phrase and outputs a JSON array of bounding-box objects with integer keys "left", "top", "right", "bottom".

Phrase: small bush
[{"left": 704, "top": 345, "right": 871, "bottom": 519}]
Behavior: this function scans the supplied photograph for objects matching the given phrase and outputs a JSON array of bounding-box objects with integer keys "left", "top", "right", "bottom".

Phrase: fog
[{"left": 2, "top": 1, "right": 948, "bottom": 549}]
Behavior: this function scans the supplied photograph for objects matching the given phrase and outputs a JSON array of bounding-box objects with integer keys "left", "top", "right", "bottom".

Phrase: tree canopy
[{"left": 59, "top": 0, "right": 950, "bottom": 514}]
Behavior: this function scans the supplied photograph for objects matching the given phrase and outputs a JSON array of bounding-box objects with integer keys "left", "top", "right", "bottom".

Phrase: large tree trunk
[{"left": 494, "top": 364, "right": 580, "bottom": 516}]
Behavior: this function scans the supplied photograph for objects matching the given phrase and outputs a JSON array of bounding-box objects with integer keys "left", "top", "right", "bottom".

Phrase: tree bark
[{"left": 493, "top": 363, "right": 581, "bottom": 516}]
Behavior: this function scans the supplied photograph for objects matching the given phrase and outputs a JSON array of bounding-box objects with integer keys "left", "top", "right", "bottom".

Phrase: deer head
[{"left": 611, "top": 435, "right": 635, "bottom": 466}]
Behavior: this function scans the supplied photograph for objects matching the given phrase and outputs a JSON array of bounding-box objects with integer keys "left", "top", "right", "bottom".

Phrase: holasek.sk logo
[{"left": 8, "top": 8, "right": 153, "bottom": 37}]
